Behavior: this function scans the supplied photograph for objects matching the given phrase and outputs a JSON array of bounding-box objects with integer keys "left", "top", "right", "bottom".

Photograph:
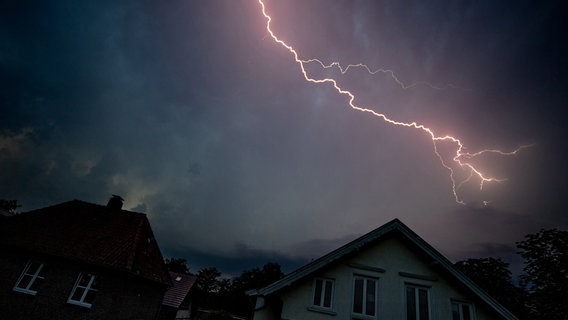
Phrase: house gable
[
  {"left": 0, "top": 199, "right": 171, "bottom": 319},
  {"left": 1, "top": 199, "right": 170, "bottom": 285},
  {"left": 250, "top": 219, "right": 518, "bottom": 320}
]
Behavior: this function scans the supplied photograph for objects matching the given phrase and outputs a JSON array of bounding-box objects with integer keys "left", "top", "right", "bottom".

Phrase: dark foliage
[
  {"left": 455, "top": 257, "right": 527, "bottom": 318},
  {"left": 224, "top": 262, "right": 284, "bottom": 317},
  {"left": 196, "top": 267, "right": 222, "bottom": 294},
  {"left": 456, "top": 228, "right": 568, "bottom": 320},
  {"left": 0, "top": 199, "right": 20, "bottom": 214},
  {"left": 164, "top": 257, "right": 191, "bottom": 274},
  {"left": 192, "top": 263, "right": 284, "bottom": 318},
  {"left": 517, "top": 229, "right": 568, "bottom": 320}
]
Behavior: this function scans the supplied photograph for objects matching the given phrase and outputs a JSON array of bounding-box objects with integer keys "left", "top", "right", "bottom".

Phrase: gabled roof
[
  {"left": 162, "top": 272, "right": 197, "bottom": 308},
  {"left": 0, "top": 199, "right": 171, "bottom": 286},
  {"left": 249, "top": 218, "right": 518, "bottom": 320}
]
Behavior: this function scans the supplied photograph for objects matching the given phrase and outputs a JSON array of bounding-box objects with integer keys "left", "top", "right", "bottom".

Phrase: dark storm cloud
[
  {"left": 1, "top": 0, "right": 567, "bottom": 274},
  {"left": 163, "top": 243, "right": 308, "bottom": 276},
  {"left": 441, "top": 204, "right": 548, "bottom": 250},
  {"left": 438, "top": 204, "right": 550, "bottom": 279}
]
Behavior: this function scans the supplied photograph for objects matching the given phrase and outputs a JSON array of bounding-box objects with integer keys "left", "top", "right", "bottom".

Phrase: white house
[{"left": 248, "top": 219, "right": 518, "bottom": 320}]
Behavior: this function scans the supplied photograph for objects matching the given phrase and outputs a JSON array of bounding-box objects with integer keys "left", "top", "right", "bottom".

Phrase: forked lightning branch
[{"left": 256, "top": 0, "right": 530, "bottom": 205}]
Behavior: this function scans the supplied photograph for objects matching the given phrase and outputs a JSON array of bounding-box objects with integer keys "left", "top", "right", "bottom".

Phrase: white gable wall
[{"left": 258, "top": 236, "right": 501, "bottom": 320}]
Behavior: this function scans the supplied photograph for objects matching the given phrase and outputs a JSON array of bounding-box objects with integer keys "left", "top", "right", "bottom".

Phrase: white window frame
[
  {"left": 67, "top": 272, "right": 98, "bottom": 308},
  {"left": 311, "top": 277, "right": 335, "bottom": 310},
  {"left": 13, "top": 260, "right": 46, "bottom": 295},
  {"left": 451, "top": 300, "right": 476, "bottom": 320},
  {"left": 405, "top": 284, "right": 431, "bottom": 320},
  {"left": 352, "top": 275, "right": 378, "bottom": 319}
]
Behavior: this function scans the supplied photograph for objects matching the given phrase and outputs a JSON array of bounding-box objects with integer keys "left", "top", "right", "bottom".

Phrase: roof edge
[
  {"left": 249, "top": 218, "right": 518, "bottom": 320},
  {"left": 250, "top": 218, "right": 401, "bottom": 296}
]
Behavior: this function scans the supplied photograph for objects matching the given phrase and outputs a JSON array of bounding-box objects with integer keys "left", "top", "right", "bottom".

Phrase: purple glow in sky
[
  {"left": 260, "top": 0, "right": 533, "bottom": 208},
  {"left": 1, "top": 0, "right": 567, "bottom": 275}
]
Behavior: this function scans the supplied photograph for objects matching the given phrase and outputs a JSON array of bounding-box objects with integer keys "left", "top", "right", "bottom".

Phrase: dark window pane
[
  {"left": 452, "top": 303, "right": 460, "bottom": 320},
  {"left": 79, "top": 275, "right": 91, "bottom": 287},
  {"left": 418, "top": 289, "right": 429, "bottom": 320},
  {"left": 29, "top": 276, "right": 43, "bottom": 291},
  {"left": 353, "top": 279, "right": 363, "bottom": 313},
  {"left": 462, "top": 305, "right": 471, "bottom": 320},
  {"left": 323, "top": 280, "right": 332, "bottom": 308},
  {"left": 71, "top": 287, "right": 85, "bottom": 301},
  {"left": 406, "top": 287, "right": 416, "bottom": 320},
  {"left": 313, "top": 279, "right": 322, "bottom": 306},
  {"left": 366, "top": 280, "right": 376, "bottom": 316},
  {"left": 84, "top": 289, "right": 97, "bottom": 304},
  {"left": 17, "top": 275, "right": 33, "bottom": 289}
]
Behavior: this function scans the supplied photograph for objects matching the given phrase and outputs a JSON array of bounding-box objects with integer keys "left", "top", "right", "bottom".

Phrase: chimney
[{"left": 107, "top": 195, "right": 124, "bottom": 211}]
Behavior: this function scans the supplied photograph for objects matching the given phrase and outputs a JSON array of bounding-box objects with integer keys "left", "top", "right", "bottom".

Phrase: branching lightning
[
  {"left": 257, "top": 0, "right": 530, "bottom": 205},
  {"left": 301, "top": 58, "right": 464, "bottom": 90}
]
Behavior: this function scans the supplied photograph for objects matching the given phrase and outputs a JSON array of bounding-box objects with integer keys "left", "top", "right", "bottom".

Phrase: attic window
[
  {"left": 67, "top": 272, "right": 99, "bottom": 308},
  {"left": 13, "top": 261, "right": 46, "bottom": 295},
  {"left": 352, "top": 275, "right": 378, "bottom": 319},
  {"left": 312, "top": 278, "right": 334, "bottom": 310},
  {"left": 175, "top": 276, "right": 183, "bottom": 281},
  {"left": 405, "top": 284, "right": 430, "bottom": 320},
  {"left": 451, "top": 301, "right": 475, "bottom": 320}
]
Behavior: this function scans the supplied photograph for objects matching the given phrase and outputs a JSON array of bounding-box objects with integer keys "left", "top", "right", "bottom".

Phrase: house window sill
[
  {"left": 307, "top": 306, "right": 337, "bottom": 315},
  {"left": 351, "top": 315, "right": 377, "bottom": 320},
  {"left": 12, "top": 288, "right": 38, "bottom": 296},
  {"left": 67, "top": 300, "right": 93, "bottom": 309}
]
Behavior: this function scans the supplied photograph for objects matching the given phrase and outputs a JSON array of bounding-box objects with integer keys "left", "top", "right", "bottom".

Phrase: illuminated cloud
[{"left": 0, "top": 0, "right": 566, "bottom": 274}]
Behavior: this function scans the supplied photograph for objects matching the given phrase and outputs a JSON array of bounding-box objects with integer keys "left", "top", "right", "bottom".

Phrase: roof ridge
[
  {"left": 3, "top": 199, "right": 171, "bottom": 286},
  {"left": 251, "top": 218, "right": 401, "bottom": 296},
  {"left": 249, "top": 218, "right": 518, "bottom": 320}
]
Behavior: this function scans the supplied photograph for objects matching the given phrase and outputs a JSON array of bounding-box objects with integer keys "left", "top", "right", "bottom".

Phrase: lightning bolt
[
  {"left": 257, "top": 0, "right": 530, "bottom": 205},
  {"left": 301, "top": 59, "right": 465, "bottom": 90}
]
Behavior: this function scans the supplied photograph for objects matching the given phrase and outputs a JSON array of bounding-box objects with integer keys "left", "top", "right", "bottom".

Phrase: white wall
[{"left": 254, "top": 236, "right": 503, "bottom": 320}]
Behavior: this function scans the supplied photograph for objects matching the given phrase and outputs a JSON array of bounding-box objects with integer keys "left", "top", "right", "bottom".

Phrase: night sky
[{"left": 1, "top": 0, "right": 567, "bottom": 276}]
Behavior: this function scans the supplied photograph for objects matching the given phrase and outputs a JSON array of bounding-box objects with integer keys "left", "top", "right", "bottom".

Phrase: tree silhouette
[
  {"left": 0, "top": 199, "right": 20, "bottom": 215},
  {"left": 196, "top": 267, "right": 222, "bottom": 294},
  {"left": 194, "top": 267, "right": 223, "bottom": 311},
  {"left": 164, "top": 257, "right": 190, "bottom": 274},
  {"left": 191, "top": 263, "right": 284, "bottom": 318},
  {"left": 231, "top": 262, "right": 283, "bottom": 292},
  {"left": 226, "top": 262, "right": 284, "bottom": 317},
  {"left": 517, "top": 228, "right": 568, "bottom": 320},
  {"left": 455, "top": 257, "right": 527, "bottom": 318}
]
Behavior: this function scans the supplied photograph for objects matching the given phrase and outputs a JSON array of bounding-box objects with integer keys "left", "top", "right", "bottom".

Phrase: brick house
[{"left": 0, "top": 197, "right": 172, "bottom": 320}]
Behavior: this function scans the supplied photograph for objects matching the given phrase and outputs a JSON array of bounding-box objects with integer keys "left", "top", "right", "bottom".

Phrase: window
[
  {"left": 67, "top": 272, "right": 99, "bottom": 308},
  {"left": 312, "top": 278, "right": 334, "bottom": 309},
  {"left": 452, "top": 301, "right": 474, "bottom": 320},
  {"left": 13, "top": 261, "right": 46, "bottom": 295},
  {"left": 406, "top": 285, "right": 430, "bottom": 320},
  {"left": 352, "top": 275, "right": 378, "bottom": 318}
]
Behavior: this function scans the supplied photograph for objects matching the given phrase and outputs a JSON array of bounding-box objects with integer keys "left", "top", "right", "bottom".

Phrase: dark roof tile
[
  {"left": 162, "top": 272, "right": 197, "bottom": 308},
  {"left": 0, "top": 200, "right": 170, "bottom": 286}
]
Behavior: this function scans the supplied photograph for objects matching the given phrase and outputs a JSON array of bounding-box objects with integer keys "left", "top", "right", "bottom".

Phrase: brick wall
[{"left": 0, "top": 249, "right": 167, "bottom": 320}]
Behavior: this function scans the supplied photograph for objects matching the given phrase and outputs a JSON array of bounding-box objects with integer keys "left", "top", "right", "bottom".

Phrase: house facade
[
  {"left": 0, "top": 197, "right": 171, "bottom": 320},
  {"left": 249, "top": 219, "right": 518, "bottom": 320}
]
